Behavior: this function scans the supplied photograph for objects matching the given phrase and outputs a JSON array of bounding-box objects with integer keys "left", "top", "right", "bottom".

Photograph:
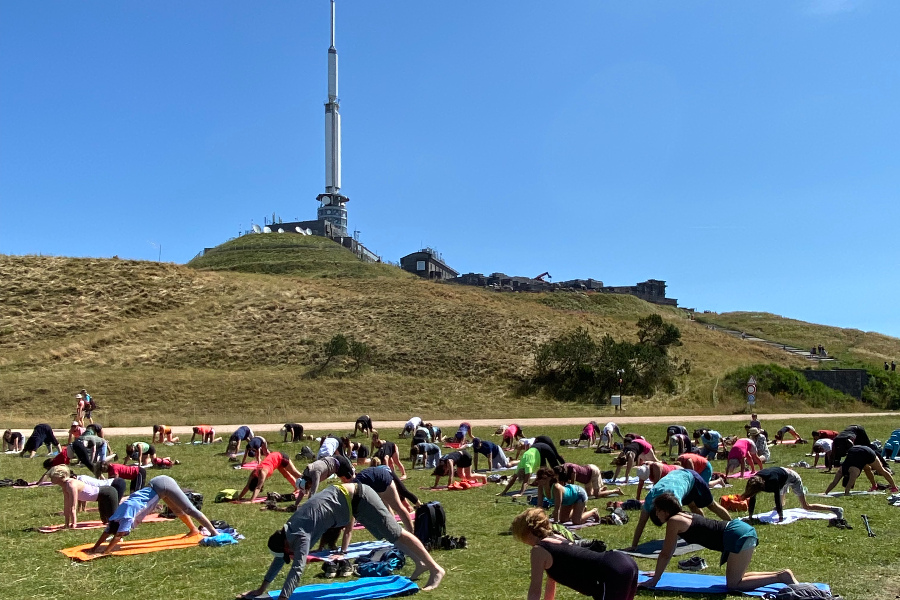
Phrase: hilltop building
[{"left": 400, "top": 248, "right": 458, "bottom": 280}]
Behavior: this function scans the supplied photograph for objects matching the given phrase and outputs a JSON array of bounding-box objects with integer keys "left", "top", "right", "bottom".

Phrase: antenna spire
[{"left": 330, "top": 0, "right": 336, "bottom": 49}]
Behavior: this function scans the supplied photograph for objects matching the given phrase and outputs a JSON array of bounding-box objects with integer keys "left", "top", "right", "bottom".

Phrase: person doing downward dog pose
[
  {"left": 772, "top": 425, "right": 805, "bottom": 445},
  {"left": 3, "top": 429, "right": 24, "bottom": 452},
  {"left": 353, "top": 415, "right": 373, "bottom": 438},
  {"left": 88, "top": 475, "right": 218, "bottom": 555},
  {"left": 472, "top": 437, "right": 517, "bottom": 471},
  {"left": 151, "top": 425, "right": 179, "bottom": 444},
  {"left": 339, "top": 462, "right": 419, "bottom": 531},
  {"left": 533, "top": 467, "right": 600, "bottom": 526},
  {"left": 497, "top": 444, "right": 547, "bottom": 496},
  {"left": 431, "top": 450, "right": 487, "bottom": 488},
  {"left": 498, "top": 423, "right": 524, "bottom": 448},
  {"left": 812, "top": 437, "right": 834, "bottom": 472},
  {"left": 124, "top": 442, "right": 156, "bottom": 466},
  {"left": 296, "top": 456, "right": 342, "bottom": 502},
  {"left": 317, "top": 435, "right": 341, "bottom": 460},
  {"left": 190, "top": 426, "right": 219, "bottom": 444},
  {"left": 512, "top": 508, "right": 640, "bottom": 600},
  {"left": 20, "top": 423, "right": 61, "bottom": 458},
  {"left": 824, "top": 445, "right": 899, "bottom": 496},
  {"left": 741, "top": 468, "right": 843, "bottom": 522},
  {"left": 242, "top": 436, "right": 270, "bottom": 466},
  {"left": 663, "top": 425, "right": 690, "bottom": 456},
  {"left": 555, "top": 463, "right": 621, "bottom": 500},
  {"left": 638, "top": 492, "right": 798, "bottom": 592},
  {"left": 373, "top": 439, "right": 408, "bottom": 479},
  {"left": 240, "top": 451, "right": 304, "bottom": 502},
  {"left": 282, "top": 423, "right": 305, "bottom": 443},
  {"left": 532, "top": 436, "right": 566, "bottom": 467},
  {"left": 635, "top": 462, "right": 682, "bottom": 501},
  {"left": 399, "top": 416, "right": 423, "bottom": 438},
  {"left": 598, "top": 422, "right": 624, "bottom": 449},
  {"left": 48, "top": 466, "right": 126, "bottom": 528},
  {"left": 832, "top": 425, "right": 888, "bottom": 468},
  {"left": 629, "top": 469, "right": 732, "bottom": 550},
  {"left": 613, "top": 437, "right": 659, "bottom": 482},
  {"left": 725, "top": 438, "right": 764, "bottom": 481},
  {"left": 411, "top": 442, "right": 442, "bottom": 469},
  {"left": 227, "top": 426, "right": 255, "bottom": 456},
  {"left": 576, "top": 421, "right": 599, "bottom": 448},
  {"left": 240, "top": 483, "right": 444, "bottom": 599},
  {"left": 453, "top": 421, "right": 474, "bottom": 444}
]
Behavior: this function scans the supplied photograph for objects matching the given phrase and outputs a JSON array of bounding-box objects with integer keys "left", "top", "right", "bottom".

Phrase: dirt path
[{"left": 85, "top": 411, "right": 897, "bottom": 437}]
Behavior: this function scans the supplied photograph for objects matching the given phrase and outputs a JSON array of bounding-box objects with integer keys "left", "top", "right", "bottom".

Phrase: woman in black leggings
[
  {"left": 353, "top": 415, "right": 373, "bottom": 438},
  {"left": 531, "top": 442, "right": 564, "bottom": 469},
  {"left": 282, "top": 424, "right": 305, "bottom": 443},
  {"left": 511, "top": 507, "right": 639, "bottom": 600},
  {"left": 533, "top": 435, "right": 565, "bottom": 465},
  {"left": 21, "top": 424, "right": 61, "bottom": 458}
]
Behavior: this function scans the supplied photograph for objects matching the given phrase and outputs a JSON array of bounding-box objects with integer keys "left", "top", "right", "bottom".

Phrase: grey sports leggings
[{"left": 149, "top": 476, "right": 204, "bottom": 521}]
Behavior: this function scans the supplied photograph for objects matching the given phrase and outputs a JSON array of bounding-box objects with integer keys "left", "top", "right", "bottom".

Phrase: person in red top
[
  {"left": 107, "top": 462, "right": 147, "bottom": 493},
  {"left": 239, "top": 451, "right": 303, "bottom": 501},
  {"left": 35, "top": 447, "right": 71, "bottom": 484},
  {"left": 190, "top": 426, "right": 221, "bottom": 444},
  {"left": 635, "top": 461, "right": 681, "bottom": 500},
  {"left": 674, "top": 453, "right": 714, "bottom": 483},
  {"left": 812, "top": 430, "right": 839, "bottom": 440}
]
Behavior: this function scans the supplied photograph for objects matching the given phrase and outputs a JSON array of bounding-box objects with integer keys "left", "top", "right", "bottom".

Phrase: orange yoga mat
[
  {"left": 40, "top": 514, "right": 169, "bottom": 533},
  {"left": 60, "top": 533, "right": 203, "bottom": 561}
]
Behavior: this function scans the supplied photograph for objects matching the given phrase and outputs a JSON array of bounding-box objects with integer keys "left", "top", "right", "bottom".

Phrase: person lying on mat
[
  {"left": 812, "top": 438, "right": 834, "bottom": 472},
  {"left": 638, "top": 491, "right": 799, "bottom": 592},
  {"left": 353, "top": 415, "right": 373, "bottom": 438},
  {"left": 628, "top": 469, "right": 731, "bottom": 551},
  {"left": 295, "top": 456, "right": 341, "bottom": 504},
  {"left": 740, "top": 467, "right": 843, "bottom": 522},
  {"left": 240, "top": 451, "right": 304, "bottom": 502},
  {"left": 48, "top": 466, "right": 127, "bottom": 528},
  {"left": 772, "top": 425, "right": 805, "bottom": 445},
  {"left": 3, "top": 429, "right": 24, "bottom": 452},
  {"left": 88, "top": 475, "right": 218, "bottom": 555},
  {"left": 190, "top": 426, "right": 219, "bottom": 444},
  {"left": 241, "top": 436, "right": 270, "bottom": 466},
  {"left": 339, "top": 461, "right": 418, "bottom": 531},
  {"left": 824, "top": 445, "right": 899, "bottom": 496},
  {"left": 598, "top": 421, "right": 624, "bottom": 449},
  {"left": 399, "top": 416, "right": 423, "bottom": 438},
  {"left": 555, "top": 463, "right": 622, "bottom": 500},
  {"left": 612, "top": 437, "right": 658, "bottom": 482},
  {"left": 533, "top": 467, "right": 599, "bottom": 526},
  {"left": 226, "top": 426, "right": 255, "bottom": 456},
  {"left": 282, "top": 423, "right": 305, "bottom": 443},
  {"left": 431, "top": 450, "right": 487, "bottom": 488},
  {"left": 124, "top": 442, "right": 156, "bottom": 466},
  {"left": 511, "top": 507, "right": 639, "bottom": 600},
  {"left": 635, "top": 462, "right": 682, "bottom": 501},
  {"left": 411, "top": 442, "right": 442, "bottom": 469},
  {"left": 239, "top": 483, "right": 444, "bottom": 599},
  {"left": 373, "top": 438, "right": 408, "bottom": 479},
  {"left": 472, "top": 437, "right": 517, "bottom": 471},
  {"left": 20, "top": 423, "right": 61, "bottom": 459},
  {"left": 724, "top": 438, "right": 764, "bottom": 481},
  {"left": 152, "top": 425, "right": 179, "bottom": 444}
]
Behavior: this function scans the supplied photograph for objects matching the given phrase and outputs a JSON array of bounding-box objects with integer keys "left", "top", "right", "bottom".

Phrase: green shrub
[{"left": 723, "top": 363, "right": 853, "bottom": 409}]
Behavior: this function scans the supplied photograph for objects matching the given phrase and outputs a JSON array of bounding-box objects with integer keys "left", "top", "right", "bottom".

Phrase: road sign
[
  {"left": 747, "top": 394, "right": 756, "bottom": 404},
  {"left": 747, "top": 384, "right": 757, "bottom": 395},
  {"left": 747, "top": 376, "right": 757, "bottom": 385}
]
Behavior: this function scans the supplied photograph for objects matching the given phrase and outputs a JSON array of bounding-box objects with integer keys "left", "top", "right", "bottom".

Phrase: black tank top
[
  {"left": 678, "top": 514, "right": 726, "bottom": 553},
  {"left": 443, "top": 450, "right": 472, "bottom": 468},
  {"left": 538, "top": 540, "right": 635, "bottom": 597}
]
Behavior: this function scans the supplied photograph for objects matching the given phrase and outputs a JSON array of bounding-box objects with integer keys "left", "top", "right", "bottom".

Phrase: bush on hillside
[
  {"left": 723, "top": 364, "right": 853, "bottom": 409},
  {"left": 529, "top": 318, "right": 689, "bottom": 403},
  {"left": 862, "top": 368, "right": 900, "bottom": 410}
]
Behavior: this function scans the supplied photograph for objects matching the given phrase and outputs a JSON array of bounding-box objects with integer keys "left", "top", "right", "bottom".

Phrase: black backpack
[
  {"left": 765, "top": 584, "right": 842, "bottom": 600},
  {"left": 414, "top": 501, "right": 446, "bottom": 550}
]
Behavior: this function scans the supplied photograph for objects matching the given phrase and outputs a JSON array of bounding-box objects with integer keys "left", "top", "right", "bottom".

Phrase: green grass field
[{"left": 2, "top": 417, "right": 899, "bottom": 600}]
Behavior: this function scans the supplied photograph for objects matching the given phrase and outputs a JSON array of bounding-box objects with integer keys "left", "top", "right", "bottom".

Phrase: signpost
[{"left": 747, "top": 376, "right": 757, "bottom": 406}]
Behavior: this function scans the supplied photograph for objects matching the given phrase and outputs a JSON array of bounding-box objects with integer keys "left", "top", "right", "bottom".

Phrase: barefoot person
[
  {"left": 20, "top": 423, "right": 61, "bottom": 459},
  {"left": 635, "top": 462, "right": 682, "bottom": 501},
  {"left": 741, "top": 468, "right": 844, "bottom": 522},
  {"left": 48, "top": 466, "right": 126, "bottom": 529},
  {"left": 555, "top": 462, "right": 621, "bottom": 500},
  {"left": 724, "top": 438, "right": 764, "bottom": 481},
  {"left": 431, "top": 450, "right": 488, "bottom": 488},
  {"left": 824, "top": 445, "right": 899, "bottom": 496},
  {"left": 282, "top": 423, "right": 305, "bottom": 443},
  {"left": 353, "top": 415, "right": 373, "bottom": 438},
  {"left": 239, "top": 483, "right": 443, "bottom": 599},
  {"left": 638, "top": 492, "right": 799, "bottom": 592},
  {"left": 511, "top": 508, "right": 639, "bottom": 600},
  {"left": 533, "top": 467, "right": 599, "bottom": 526},
  {"left": 240, "top": 451, "right": 304, "bottom": 502},
  {"left": 190, "top": 426, "right": 219, "bottom": 444},
  {"left": 613, "top": 437, "right": 659, "bottom": 482},
  {"left": 152, "top": 425, "right": 179, "bottom": 444}
]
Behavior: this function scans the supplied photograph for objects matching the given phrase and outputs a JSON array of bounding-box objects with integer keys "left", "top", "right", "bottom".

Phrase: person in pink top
[
  {"left": 725, "top": 438, "right": 763, "bottom": 481},
  {"left": 613, "top": 437, "right": 659, "bottom": 482},
  {"left": 496, "top": 424, "right": 524, "bottom": 448},
  {"left": 635, "top": 462, "right": 682, "bottom": 501},
  {"left": 577, "top": 421, "right": 599, "bottom": 448}
]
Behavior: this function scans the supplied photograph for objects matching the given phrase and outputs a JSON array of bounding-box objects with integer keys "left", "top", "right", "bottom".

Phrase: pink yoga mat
[
  {"left": 230, "top": 497, "right": 267, "bottom": 504},
  {"left": 236, "top": 463, "right": 258, "bottom": 469},
  {"left": 442, "top": 442, "right": 465, "bottom": 449},
  {"left": 421, "top": 481, "right": 486, "bottom": 491}
]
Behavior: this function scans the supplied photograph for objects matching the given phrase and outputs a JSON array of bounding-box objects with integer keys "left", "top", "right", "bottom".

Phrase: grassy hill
[{"left": 0, "top": 234, "right": 874, "bottom": 426}]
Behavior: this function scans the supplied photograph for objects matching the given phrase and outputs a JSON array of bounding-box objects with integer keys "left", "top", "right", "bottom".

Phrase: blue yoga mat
[
  {"left": 270, "top": 576, "right": 418, "bottom": 599},
  {"left": 307, "top": 540, "right": 394, "bottom": 563},
  {"left": 637, "top": 572, "right": 831, "bottom": 597}
]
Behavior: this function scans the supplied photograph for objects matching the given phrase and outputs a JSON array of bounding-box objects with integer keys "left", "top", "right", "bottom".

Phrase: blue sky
[{"left": 2, "top": 1, "right": 898, "bottom": 337}]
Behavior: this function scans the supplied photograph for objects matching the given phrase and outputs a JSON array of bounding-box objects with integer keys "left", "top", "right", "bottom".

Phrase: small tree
[
  {"left": 349, "top": 339, "right": 373, "bottom": 372},
  {"left": 322, "top": 334, "right": 349, "bottom": 367}
]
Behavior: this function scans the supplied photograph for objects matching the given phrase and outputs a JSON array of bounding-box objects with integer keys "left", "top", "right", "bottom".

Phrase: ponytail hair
[{"left": 511, "top": 508, "right": 552, "bottom": 542}]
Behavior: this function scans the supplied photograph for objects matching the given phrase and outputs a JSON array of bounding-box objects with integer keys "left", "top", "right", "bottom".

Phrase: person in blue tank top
[{"left": 533, "top": 467, "right": 598, "bottom": 526}]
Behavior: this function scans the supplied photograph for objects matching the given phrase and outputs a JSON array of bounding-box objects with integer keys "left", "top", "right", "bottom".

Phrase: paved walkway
[{"left": 75, "top": 411, "right": 897, "bottom": 437}]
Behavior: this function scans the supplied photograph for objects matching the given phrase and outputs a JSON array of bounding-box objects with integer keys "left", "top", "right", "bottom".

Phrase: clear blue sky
[{"left": 2, "top": 1, "right": 898, "bottom": 337}]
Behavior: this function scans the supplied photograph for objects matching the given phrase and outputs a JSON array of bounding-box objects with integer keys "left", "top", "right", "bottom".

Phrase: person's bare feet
[
  {"left": 410, "top": 560, "right": 427, "bottom": 581},
  {"left": 422, "top": 566, "right": 445, "bottom": 591}
]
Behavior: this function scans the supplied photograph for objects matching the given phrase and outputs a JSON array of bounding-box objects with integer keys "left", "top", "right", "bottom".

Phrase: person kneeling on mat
[
  {"left": 88, "top": 475, "right": 218, "bottom": 554},
  {"left": 239, "top": 483, "right": 444, "bottom": 599},
  {"left": 638, "top": 492, "right": 799, "bottom": 591}
]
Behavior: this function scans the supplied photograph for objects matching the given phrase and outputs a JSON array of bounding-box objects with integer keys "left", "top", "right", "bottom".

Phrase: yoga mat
[
  {"left": 726, "top": 470, "right": 759, "bottom": 480},
  {"left": 603, "top": 476, "right": 640, "bottom": 485},
  {"left": 12, "top": 482, "right": 54, "bottom": 489},
  {"left": 420, "top": 481, "right": 485, "bottom": 491},
  {"left": 234, "top": 462, "right": 259, "bottom": 470},
  {"left": 40, "top": 514, "right": 169, "bottom": 533},
  {"left": 808, "top": 490, "right": 885, "bottom": 498},
  {"left": 475, "top": 466, "right": 517, "bottom": 473},
  {"left": 230, "top": 498, "right": 267, "bottom": 504},
  {"left": 559, "top": 520, "right": 600, "bottom": 531},
  {"left": 307, "top": 540, "right": 394, "bottom": 563},
  {"left": 742, "top": 508, "right": 835, "bottom": 525},
  {"left": 442, "top": 442, "right": 466, "bottom": 449},
  {"left": 620, "top": 538, "right": 705, "bottom": 559},
  {"left": 775, "top": 439, "right": 802, "bottom": 445},
  {"left": 636, "top": 572, "right": 831, "bottom": 597},
  {"left": 60, "top": 533, "right": 203, "bottom": 561},
  {"left": 271, "top": 575, "right": 418, "bottom": 599}
]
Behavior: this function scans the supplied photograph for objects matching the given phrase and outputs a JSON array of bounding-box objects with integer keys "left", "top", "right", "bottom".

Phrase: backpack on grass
[
  {"left": 765, "top": 584, "right": 843, "bottom": 600},
  {"left": 414, "top": 501, "right": 446, "bottom": 550}
]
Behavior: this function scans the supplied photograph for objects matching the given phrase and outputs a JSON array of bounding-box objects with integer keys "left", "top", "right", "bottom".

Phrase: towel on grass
[
  {"left": 620, "top": 538, "right": 704, "bottom": 559},
  {"left": 637, "top": 572, "right": 830, "bottom": 597},
  {"left": 420, "top": 481, "right": 485, "bottom": 491},
  {"left": 60, "top": 533, "right": 204, "bottom": 561},
  {"left": 40, "top": 514, "right": 169, "bottom": 533},
  {"left": 307, "top": 540, "right": 394, "bottom": 563},
  {"left": 442, "top": 442, "right": 466, "bottom": 449},
  {"left": 603, "top": 476, "right": 640, "bottom": 485},
  {"left": 269, "top": 575, "right": 418, "bottom": 599},
  {"left": 742, "top": 508, "right": 835, "bottom": 525}
]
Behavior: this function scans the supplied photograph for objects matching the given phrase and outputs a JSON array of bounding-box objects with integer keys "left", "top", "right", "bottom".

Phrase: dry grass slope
[{"left": 0, "top": 238, "right": 866, "bottom": 425}]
